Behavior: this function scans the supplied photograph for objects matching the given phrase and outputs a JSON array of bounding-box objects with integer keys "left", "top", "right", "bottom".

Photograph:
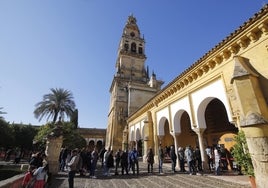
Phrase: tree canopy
[
  {"left": 34, "top": 122, "right": 86, "bottom": 150},
  {"left": 34, "top": 88, "right": 76, "bottom": 124}
]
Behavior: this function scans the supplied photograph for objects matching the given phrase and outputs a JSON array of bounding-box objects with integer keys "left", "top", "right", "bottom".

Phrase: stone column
[
  {"left": 122, "top": 126, "right": 128, "bottom": 150},
  {"left": 45, "top": 123, "right": 63, "bottom": 175},
  {"left": 45, "top": 135, "right": 63, "bottom": 175},
  {"left": 173, "top": 133, "right": 179, "bottom": 168},
  {"left": 193, "top": 127, "right": 208, "bottom": 171}
]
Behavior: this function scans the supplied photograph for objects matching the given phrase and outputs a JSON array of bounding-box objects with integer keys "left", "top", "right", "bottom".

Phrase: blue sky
[{"left": 0, "top": 1, "right": 266, "bottom": 128}]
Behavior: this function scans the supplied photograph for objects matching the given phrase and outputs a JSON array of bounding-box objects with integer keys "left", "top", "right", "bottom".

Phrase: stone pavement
[{"left": 49, "top": 162, "right": 251, "bottom": 188}]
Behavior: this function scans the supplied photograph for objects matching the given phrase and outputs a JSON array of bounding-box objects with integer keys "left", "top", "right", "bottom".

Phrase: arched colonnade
[{"left": 128, "top": 79, "right": 238, "bottom": 169}]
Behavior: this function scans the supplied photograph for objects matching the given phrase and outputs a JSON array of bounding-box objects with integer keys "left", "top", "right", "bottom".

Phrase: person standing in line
[
  {"left": 103, "top": 147, "right": 111, "bottom": 176},
  {"left": 205, "top": 146, "right": 213, "bottom": 171},
  {"left": 114, "top": 149, "right": 121, "bottom": 175},
  {"left": 130, "top": 148, "right": 139, "bottom": 175},
  {"left": 185, "top": 145, "right": 195, "bottom": 175},
  {"left": 170, "top": 145, "right": 177, "bottom": 173},
  {"left": 99, "top": 147, "right": 106, "bottom": 167},
  {"left": 106, "top": 150, "right": 114, "bottom": 176},
  {"left": 120, "top": 149, "right": 129, "bottom": 175},
  {"left": 158, "top": 144, "right": 164, "bottom": 174},
  {"left": 85, "top": 148, "right": 92, "bottom": 177},
  {"left": 67, "top": 149, "right": 79, "bottom": 188},
  {"left": 214, "top": 147, "right": 221, "bottom": 175},
  {"left": 90, "top": 147, "right": 98, "bottom": 178},
  {"left": 128, "top": 150, "right": 132, "bottom": 172},
  {"left": 194, "top": 146, "right": 202, "bottom": 172},
  {"left": 178, "top": 147, "right": 186, "bottom": 172},
  {"left": 146, "top": 147, "right": 154, "bottom": 174}
]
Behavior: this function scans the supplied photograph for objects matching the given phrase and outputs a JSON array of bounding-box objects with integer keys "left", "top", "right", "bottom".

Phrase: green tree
[
  {"left": 0, "top": 119, "right": 14, "bottom": 149},
  {"left": 34, "top": 88, "right": 76, "bottom": 124},
  {"left": 34, "top": 122, "right": 86, "bottom": 150},
  {"left": 11, "top": 123, "right": 38, "bottom": 151},
  {"left": 231, "top": 130, "right": 254, "bottom": 176}
]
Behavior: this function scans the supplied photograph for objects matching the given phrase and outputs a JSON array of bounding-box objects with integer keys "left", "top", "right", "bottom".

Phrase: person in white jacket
[{"left": 67, "top": 149, "right": 79, "bottom": 188}]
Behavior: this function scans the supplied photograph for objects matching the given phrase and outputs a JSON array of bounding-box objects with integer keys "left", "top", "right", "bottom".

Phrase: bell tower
[{"left": 106, "top": 15, "right": 163, "bottom": 151}]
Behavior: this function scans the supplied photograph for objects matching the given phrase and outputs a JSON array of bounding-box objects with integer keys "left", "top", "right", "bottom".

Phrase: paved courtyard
[{"left": 50, "top": 162, "right": 251, "bottom": 188}]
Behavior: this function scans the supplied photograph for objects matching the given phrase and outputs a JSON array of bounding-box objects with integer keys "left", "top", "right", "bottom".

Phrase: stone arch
[
  {"left": 135, "top": 128, "right": 143, "bottom": 156},
  {"left": 173, "top": 110, "right": 197, "bottom": 148},
  {"left": 141, "top": 124, "right": 145, "bottom": 140},
  {"left": 197, "top": 97, "right": 215, "bottom": 129},
  {"left": 158, "top": 116, "right": 168, "bottom": 136},
  {"left": 136, "top": 128, "right": 141, "bottom": 141},
  {"left": 129, "top": 130, "right": 135, "bottom": 141},
  {"left": 192, "top": 79, "right": 233, "bottom": 128},
  {"left": 201, "top": 98, "right": 238, "bottom": 163},
  {"left": 173, "top": 110, "right": 185, "bottom": 134},
  {"left": 158, "top": 117, "right": 174, "bottom": 158}
]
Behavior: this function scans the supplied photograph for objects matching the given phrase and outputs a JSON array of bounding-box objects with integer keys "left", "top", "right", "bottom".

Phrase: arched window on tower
[
  {"left": 138, "top": 47, "right": 143, "bottom": 54},
  {"left": 124, "top": 43, "right": 129, "bottom": 51},
  {"left": 131, "top": 42, "right": 136, "bottom": 53}
]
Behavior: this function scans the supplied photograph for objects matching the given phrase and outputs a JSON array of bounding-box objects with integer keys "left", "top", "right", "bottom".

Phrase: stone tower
[{"left": 106, "top": 15, "right": 163, "bottom": 151}]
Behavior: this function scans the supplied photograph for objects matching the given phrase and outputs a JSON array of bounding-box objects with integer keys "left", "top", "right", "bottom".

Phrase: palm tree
[
  {"left": 0, "top": 107, "right": 6, "bottom": 120},
  {"left": 34, "top": 88, "right": 76, "bottom": 124}
]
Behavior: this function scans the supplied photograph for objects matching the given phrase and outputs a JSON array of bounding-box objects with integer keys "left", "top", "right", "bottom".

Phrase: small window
[
  {"left": 124, "top": 43, "right": 129, "bottom": 51},
  {"left": 138, "top": 47, "right": 143, "bottom": 54},
  {"left": 131, "top": 43, "right": 136, "bottom": 52}
]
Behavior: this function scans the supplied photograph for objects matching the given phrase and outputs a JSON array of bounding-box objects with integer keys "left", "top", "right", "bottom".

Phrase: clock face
[{"left": 130, "top": 32, "right": 135, "bottom": 37}]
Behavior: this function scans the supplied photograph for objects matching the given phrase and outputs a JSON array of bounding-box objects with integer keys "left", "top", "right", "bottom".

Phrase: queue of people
[{"left": 21, "top": 144, "right": 232, "bottom": 188}]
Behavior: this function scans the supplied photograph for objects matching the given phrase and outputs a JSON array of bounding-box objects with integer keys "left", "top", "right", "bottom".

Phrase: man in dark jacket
[{"left": 170, "top": 145, "right": 177, "bottom": 173}]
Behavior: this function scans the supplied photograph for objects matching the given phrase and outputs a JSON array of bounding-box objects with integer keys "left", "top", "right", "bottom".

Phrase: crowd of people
[
  {"left": 20, "top": 144, "right": 232, "bottom": 188},
  {"left": 21, "top": 151, "right": 50, "bottom": 188},
  {"left": 159, "top": 144, "right": 232, "bottom": 176}
]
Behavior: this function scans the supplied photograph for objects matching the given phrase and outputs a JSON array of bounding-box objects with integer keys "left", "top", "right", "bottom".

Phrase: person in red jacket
[{"left": 21, "top": 165, "right": 35, "bottom": 188}]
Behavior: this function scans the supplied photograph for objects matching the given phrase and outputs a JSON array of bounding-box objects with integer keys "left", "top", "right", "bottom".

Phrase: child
[
  {"left": 32, "top": 163, "right": 49, "bottom": 188},
  {"left": 21, "top": 165, "right": 35, "bottom": 188}
]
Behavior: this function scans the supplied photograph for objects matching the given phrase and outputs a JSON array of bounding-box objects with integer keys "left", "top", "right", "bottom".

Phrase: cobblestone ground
[{"left": 50, "top": 162, "right": 251, "bottom": 188}]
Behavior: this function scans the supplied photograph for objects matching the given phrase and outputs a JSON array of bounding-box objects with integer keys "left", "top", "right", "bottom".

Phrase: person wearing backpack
[{"left": 67, "top": 149, "right": 79, "bottom": 188}]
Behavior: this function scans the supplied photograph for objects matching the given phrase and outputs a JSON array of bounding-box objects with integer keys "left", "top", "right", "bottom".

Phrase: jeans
[
  {"left": 131, "top": 160, "right": 139, "bottom": 175},
  {"left": 159, "top": 159, "right": 163, "bottom": 173}
]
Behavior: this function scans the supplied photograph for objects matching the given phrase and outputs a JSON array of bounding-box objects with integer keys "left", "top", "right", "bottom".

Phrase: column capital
[{"left": 193, "top": 127, "right": 206, "bottom": 134}]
